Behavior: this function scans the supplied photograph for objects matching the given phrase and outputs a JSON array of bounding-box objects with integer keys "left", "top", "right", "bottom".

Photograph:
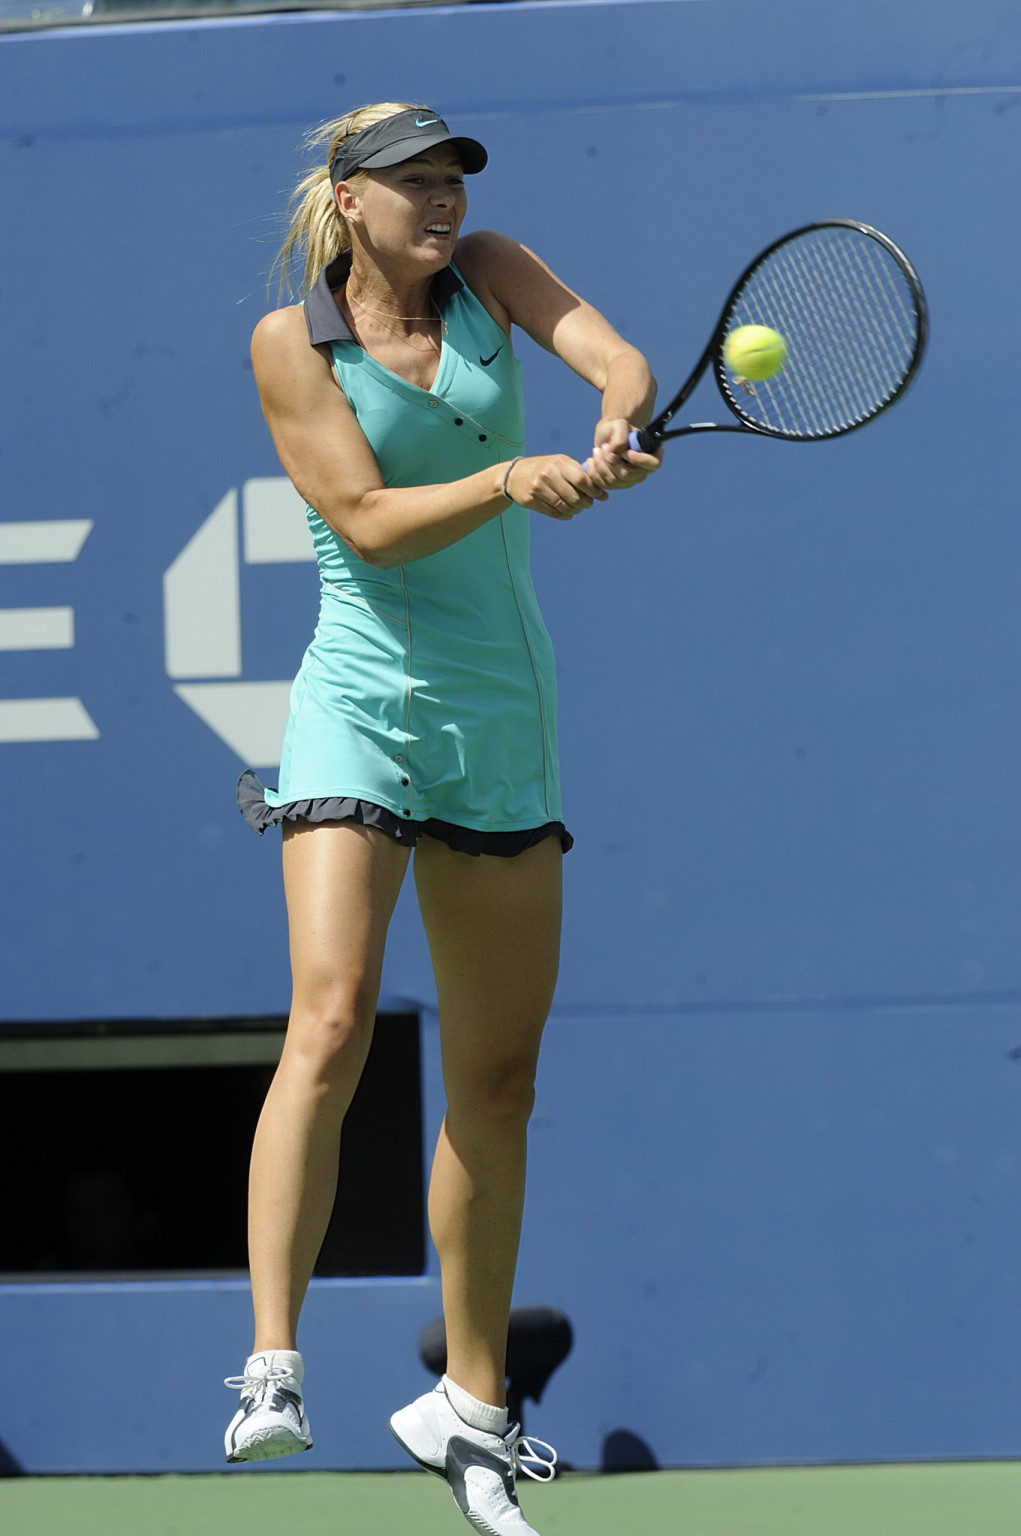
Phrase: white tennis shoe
[
  {"left": 224, "top": 1350, "right": 312, "bottom": 1463},
  {"left": 389, "top": 1380, "right": 557, "bottom": 1536}
]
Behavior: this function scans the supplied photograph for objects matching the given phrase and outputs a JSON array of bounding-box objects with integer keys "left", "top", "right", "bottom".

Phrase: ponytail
[{"left": 273, "top": 101, "right": 422, "bottom": 300}]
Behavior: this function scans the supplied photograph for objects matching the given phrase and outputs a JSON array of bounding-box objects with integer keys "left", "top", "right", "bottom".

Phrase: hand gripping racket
[{"left": 627, "top": 220, "right": 928, "bottom": 453}]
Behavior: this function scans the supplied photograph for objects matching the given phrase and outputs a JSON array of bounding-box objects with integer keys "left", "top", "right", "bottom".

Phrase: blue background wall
[{"left": 2, "top": 0, "right": 1021, "bottom": 1473}]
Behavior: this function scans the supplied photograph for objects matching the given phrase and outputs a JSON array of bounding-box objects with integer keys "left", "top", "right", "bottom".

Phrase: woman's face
[{"left": 340, "top": 146, "right": 468, "bottom": 272}]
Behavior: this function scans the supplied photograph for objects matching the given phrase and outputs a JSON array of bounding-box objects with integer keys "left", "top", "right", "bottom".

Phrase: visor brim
[{"left": 357, "top": 132, "right": 488, "bottom": 175}]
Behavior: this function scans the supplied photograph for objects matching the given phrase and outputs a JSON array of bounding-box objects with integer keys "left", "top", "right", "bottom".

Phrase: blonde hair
[{"left": 273, "top": 102, "right": 425, "bottom": 300}]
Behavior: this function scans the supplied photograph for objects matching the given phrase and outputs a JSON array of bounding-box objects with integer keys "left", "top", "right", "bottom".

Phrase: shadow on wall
[
  {"left": 0, "top": 1437, "right": 23, "bottom": 1477},
  {"left": 419, "top": 1306, "right": 574, "bottom": 1432},
  {"left": 601, "top": 1429, "right": 660, "bottom": 1472},
  {"left": 418, "top": 1309, "right": 660, "bottom": 1471}
]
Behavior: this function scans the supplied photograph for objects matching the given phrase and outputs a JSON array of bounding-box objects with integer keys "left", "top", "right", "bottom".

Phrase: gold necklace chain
[
  {"left": 348, "top": 293, "right": 436, "bottom": 323},
  {"left": 347, "top": 295, "right": 444, "bottom": 355},
  {"left": 361, "top": 319, "right": 439, "bottom": 354}
]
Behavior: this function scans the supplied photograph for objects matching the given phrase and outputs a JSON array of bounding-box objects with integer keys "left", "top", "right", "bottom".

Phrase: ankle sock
[
  {"left": 443, "top": 1374, "right": 509, "bottom": 1435},
  {"left": 249, "top": 1349, "right": 304, "bottom": 1383}
]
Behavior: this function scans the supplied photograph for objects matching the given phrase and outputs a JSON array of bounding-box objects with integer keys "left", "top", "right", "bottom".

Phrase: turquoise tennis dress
[{"left": 238, "top": 253, "right": 571, "bottom": 856}]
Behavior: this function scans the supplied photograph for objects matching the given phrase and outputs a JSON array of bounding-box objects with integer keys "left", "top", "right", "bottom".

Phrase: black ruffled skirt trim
[{"left": 236, "top": 770, "right": 573, "bottom": 858}]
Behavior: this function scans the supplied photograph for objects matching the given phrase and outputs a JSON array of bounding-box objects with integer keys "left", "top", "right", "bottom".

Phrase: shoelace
[
  {"left": 508, "top": 1430, "right": 558, "bottom": 1483},
  {"left": 223, "top": 1363, "right": 293, "bottom": 1397}
]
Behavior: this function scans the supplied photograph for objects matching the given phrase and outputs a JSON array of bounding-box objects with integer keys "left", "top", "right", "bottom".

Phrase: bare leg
[
  {"left": 414, "top": 835, "right": 562, "bottom": 1408},
  {"left": 248, "top": 820, "right": 410, "bottom": 1351}
]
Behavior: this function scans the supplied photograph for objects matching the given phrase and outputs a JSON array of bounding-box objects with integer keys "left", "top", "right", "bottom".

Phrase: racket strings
[
  {"left": 751, "top": 254, "right": 858, "bottom": 434},
  {"left": 720, "top": 227, "right": 921, "bottom": 439},
  {"left": 744, "top": 237, "right": 900, "bottom": 431},
  {"left": 741, "top": 244, "right": 889, "bottom": 432}
]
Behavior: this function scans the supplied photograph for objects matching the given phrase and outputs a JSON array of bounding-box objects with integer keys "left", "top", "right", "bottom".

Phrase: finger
[
  {"left": 592, "top": 455, "right": 635, "bottom": 487},
  {"left": 548, "top": 491, "right": 592, "bottom": 517},
  {"left": 540, "top": 496, "right": 586, "bottom": 520},
  {"left": 624, "top": 448, "right": 662, "bottom": 471},
  {"left": 555, "top": 468, "right": 607, "bottom": 505},
  {"left": 584, "top": 451, "right": 621, "bottom": 489},
  {"left": 597, "top": 442, "right": 640, "bottom": 478},
  {"left": 579, "top": 471, "right": 614, "bottom": 499},
  {"left": 565, "top": 457, "right": 614, "bottom": 500},
  {"left": 594, "top": 419, "right": 632, "bottom": 459},
  {"left": 548, "top": 471, "right": 602, "bottom": 515}
]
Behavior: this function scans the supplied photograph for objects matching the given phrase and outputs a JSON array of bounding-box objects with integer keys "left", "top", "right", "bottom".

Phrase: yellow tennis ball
[{"left": 723, "top": 324, "right": 788, "bottom": 381}]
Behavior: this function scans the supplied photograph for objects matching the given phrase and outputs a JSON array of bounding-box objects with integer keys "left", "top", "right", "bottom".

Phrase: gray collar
[{"left": 303, "top": 252, "right": 464, "bottom": 346}]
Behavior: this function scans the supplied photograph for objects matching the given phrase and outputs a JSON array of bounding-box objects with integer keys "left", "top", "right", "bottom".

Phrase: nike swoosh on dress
[{"left": 479, "top": 347, "right": 503, "bottom": 367}]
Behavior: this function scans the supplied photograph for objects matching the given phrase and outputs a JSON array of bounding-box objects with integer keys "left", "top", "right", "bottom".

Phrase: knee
[
  {"left": 283, "top": 999, "right": 374, "bottom": 1087},
  {"left": 449, "top": 1056, "right": 539, "bottom": 1129}
]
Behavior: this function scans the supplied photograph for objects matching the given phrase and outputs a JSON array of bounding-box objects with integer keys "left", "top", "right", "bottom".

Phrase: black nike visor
[{"left": 330, "top": 110, "right": 488, "bottom": 187}]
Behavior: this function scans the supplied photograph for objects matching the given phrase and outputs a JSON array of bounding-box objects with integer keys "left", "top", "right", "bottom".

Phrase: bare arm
[
  {"left": 456, "top": 230, "right": 660, "bottom": 487},
  {"left": 250, "top": 306, "right": 605, "bottom": 568}
]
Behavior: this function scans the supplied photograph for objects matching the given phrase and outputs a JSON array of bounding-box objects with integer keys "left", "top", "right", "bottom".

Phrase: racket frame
[{"left": 630, "top": 219, "right": 929, "bottom": 451}]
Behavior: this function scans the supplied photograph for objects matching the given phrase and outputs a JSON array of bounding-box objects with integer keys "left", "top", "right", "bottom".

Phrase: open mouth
[{"left": 424, "top": 223, "right": 452, "bottom": 237}]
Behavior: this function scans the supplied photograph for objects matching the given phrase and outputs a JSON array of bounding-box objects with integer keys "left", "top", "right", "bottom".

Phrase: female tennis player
[{"left": 224, "top": 102, "right": 659, "bottom": 1536}]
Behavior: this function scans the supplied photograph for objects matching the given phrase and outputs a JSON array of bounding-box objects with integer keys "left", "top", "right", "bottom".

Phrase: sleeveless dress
[{"left": 238, "top": 255, "right": 571, "bottom": 857}]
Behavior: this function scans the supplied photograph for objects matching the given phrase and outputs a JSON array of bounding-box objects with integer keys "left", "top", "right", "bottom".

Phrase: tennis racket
[{"left": 627, "top": 219, "right": 928, "bottom": 453}]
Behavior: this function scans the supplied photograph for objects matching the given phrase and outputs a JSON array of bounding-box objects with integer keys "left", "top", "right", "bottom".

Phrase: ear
[{"left": 334, "top": 181, "right": 362, "bottom": 224}]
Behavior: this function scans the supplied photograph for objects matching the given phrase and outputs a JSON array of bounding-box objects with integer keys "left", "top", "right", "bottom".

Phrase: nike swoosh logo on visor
[
  {"left": 480, "top": 348, "right": 503, "bottom": 367},
  {"left": 415, "top": 117, "right": 440, "bottom": 127}
]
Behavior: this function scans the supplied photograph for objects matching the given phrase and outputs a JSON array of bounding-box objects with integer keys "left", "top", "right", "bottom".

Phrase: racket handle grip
[
  {"left": 583, "top": 427, "right": 658, "bottom": 462},
  {"left": 628, "top": 426, "right": 659, "bottom": 454}
]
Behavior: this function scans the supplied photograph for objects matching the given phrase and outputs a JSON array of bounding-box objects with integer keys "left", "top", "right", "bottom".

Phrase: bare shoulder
[
  {"left": 454, "top": 230, "right": 537, "bottom": 332},
  {"left": 457, "top": 230, "right": 579, "bottom": 301},
  {"left": 455, "top": 228, "right": 529, "bottom": 282},
  {"left": 251, "top": 303, "right": 309, "bottom": 367},
  {"left": 455, "top": 231, "right": 585, "bottom": 351},
  {"left": 251, "top": 302, "right": 336, "bottom": 411}
]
